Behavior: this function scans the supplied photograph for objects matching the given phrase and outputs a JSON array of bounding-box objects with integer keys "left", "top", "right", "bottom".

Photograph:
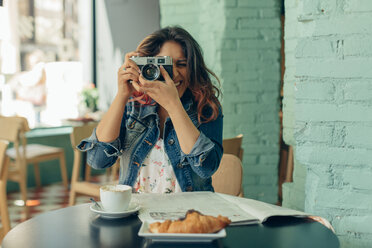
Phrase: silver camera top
[
  {"left": 130, "top": 56, "right": 173, "bottom": 65},
  {"left": 130, "top": 56, "right": 173, "bottom": 81}
]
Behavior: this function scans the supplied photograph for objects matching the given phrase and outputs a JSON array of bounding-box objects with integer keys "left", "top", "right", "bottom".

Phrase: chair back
[
  {"left": 69, "top": 122, "right": 99, "bottom": 205},
  {"left": 212, "top": 154, "right": 243, "bottom": 196},
  {"left": 70, "top": 122, "right": 97, "bottom": 149},
  {"left": 222, "top": 134, "right": 243, "bottom": 161},
  {"left": 0, "top": 116, "right": 29, "bottom": 168},
  {"left": 0, "top": 140, "right": 9, "bottom": 180},
  {"left": 0, "top": 116, "right": 29, "bottom": 143}
]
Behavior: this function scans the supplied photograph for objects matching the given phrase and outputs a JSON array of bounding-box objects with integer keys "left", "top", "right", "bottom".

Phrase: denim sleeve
[
  {"left": 76, "top": 127, "right": 122, "bottom": 170},
  {"left": 180, "top": 111, "right": 223, "bottom": 178}
]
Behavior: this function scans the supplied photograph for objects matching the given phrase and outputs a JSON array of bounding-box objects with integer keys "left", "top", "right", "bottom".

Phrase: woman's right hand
[{"left": 117, "top": 51, "right": 142, "bottom": 99}]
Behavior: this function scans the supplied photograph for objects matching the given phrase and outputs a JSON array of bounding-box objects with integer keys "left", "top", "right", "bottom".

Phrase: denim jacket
[{"left": 77, "top": 89, "right": 223, "bottom": 192}]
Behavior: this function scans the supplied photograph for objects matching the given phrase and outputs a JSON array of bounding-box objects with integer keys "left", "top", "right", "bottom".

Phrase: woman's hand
[
  {"left": 117, "top": 51, "right": 142, "bottom": 99},
  {"left": 137, "top": 66, "right": 181, "bottom": 111}
]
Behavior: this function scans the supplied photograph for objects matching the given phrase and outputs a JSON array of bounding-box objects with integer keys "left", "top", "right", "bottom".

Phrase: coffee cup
[{"left": 99, "top": 184, "right": 132, "bottom": 212}]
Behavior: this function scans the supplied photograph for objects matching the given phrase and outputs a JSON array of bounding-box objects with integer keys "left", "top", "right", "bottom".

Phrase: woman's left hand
[{"left": 137, "top": 66, "right": 181, "bottom": 111}]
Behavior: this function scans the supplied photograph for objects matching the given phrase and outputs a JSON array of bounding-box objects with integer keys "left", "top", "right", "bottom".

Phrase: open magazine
[{"left": 132, "top": 192, "right": 310, "bottom": 226}]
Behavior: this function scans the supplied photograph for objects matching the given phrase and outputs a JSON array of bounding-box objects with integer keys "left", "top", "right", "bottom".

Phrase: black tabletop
[{"left": 2, "top": 204, "right": 339, "bottom": 248}]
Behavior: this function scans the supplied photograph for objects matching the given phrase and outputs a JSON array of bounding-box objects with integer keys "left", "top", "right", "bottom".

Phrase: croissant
[{"left": 149, "top": 210, "right": 231, "bottom": 233}]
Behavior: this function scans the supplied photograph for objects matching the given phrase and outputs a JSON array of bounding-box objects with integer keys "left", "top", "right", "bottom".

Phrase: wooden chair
[
  {"left": 69, "top": 123, "right": 100, "bottom": 205},
  {"left": 68, "top": 122, "right": 121, "bottom": 205},
  {"left": 0, "top": 140, "right": 11, "bottom": 242},
  {"left": 220, "top": 134, "right": 244, "bottom": 196},
  {"left": 0, "top": 116, "right": 68, "bottom": 204},
  {"left": 222, "top": 134, "right": 243, "bottom": 161},
  {"left": 212, "top": 154, "right": 243, "bottom": 196}
]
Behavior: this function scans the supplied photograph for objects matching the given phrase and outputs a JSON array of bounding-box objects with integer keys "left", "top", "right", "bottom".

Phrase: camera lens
[{"left": 141, "top": 64, "right": 160, "bottom": 81}]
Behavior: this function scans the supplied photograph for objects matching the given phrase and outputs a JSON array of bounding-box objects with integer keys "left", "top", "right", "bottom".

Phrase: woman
[{"left": 78, "top": 26, "right": 223, "bottom": 193}]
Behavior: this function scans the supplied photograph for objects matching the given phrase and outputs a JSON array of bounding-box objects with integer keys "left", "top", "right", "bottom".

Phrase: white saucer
[{"left": 90, "top": 202, "right": 140, "bottom": 219}]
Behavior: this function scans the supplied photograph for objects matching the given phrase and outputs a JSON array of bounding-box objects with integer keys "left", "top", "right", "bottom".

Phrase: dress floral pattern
[{"left": 134, "top": 138, "right": 182, "bottom": 193}]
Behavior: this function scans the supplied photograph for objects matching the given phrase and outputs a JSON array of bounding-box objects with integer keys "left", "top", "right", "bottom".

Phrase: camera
[{"left": 130, "top": 56, "right": 173, "bottom": 81}]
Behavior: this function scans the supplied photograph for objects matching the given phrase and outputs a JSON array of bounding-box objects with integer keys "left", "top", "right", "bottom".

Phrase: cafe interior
[{"left": 0, "top": 0, "right": 371, "bottom": 247}]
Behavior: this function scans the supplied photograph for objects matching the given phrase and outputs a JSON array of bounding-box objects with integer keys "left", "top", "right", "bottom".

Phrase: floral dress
[{"left": 134, "top": 138, "right": 182, "bottom": 193}]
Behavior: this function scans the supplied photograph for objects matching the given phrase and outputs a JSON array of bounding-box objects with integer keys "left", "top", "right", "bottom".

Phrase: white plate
[
  {"left": 90, "top": 202, "right": 140, "bottom": 219},
  {"left": 138, "top": 221, "right": 226, "bottom": 243}
]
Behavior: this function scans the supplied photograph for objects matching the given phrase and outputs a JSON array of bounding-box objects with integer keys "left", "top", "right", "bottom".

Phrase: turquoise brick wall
[
  {"left": 283, "top": 0, "right": 372, "bottom": 247},
  {"left": 160, "top": 0, "right": 282, "bottom": 204}
]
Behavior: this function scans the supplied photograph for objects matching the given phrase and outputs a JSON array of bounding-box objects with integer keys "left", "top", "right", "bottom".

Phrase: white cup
[{"left": 99, "top": 184, "right": 132, "bottom": 212}]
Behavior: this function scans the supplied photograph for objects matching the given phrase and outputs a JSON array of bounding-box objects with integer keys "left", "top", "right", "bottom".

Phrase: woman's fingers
[
  {"left": 159, "top": 65, "right": 174, "bottom": 86},
  {"left": 118, "top": 67, "right": 140, "bottom": 77},
  {"left": 118, "top": 71, "right": 139, "bottom": 83},
  {"left": 124, "top": 51, "right": 141, "bottom": 72},
  {"left": 131, "top": 81, "right": 144, "bottom": 93}
]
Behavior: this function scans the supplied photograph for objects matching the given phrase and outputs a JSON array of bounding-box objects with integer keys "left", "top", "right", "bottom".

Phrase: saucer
[{"left": 90, "top": 202, "right": 141, "bottom": 219}]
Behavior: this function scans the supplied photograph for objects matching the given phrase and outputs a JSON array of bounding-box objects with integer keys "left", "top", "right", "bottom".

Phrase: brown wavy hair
[{"left": 136, "top": 26, "right": 221, "bottom": 123}]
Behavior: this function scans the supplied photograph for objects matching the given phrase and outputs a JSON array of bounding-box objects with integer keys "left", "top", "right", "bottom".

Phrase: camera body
[{"left": 130, "top": 56, "right": 173, "bottom": 81}]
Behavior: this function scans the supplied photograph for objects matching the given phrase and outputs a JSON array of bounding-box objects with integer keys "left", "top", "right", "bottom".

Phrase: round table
[{"left": 2, "top": 204, "right": 339, "bottom": 248}]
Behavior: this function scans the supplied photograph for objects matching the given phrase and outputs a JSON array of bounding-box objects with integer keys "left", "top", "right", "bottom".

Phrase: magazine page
[
  {"left": 132, "top": 192, "right": 260, "bottom": 225},
  {"left": 217, "top": 193, "right": 310, "bottom": 222}
]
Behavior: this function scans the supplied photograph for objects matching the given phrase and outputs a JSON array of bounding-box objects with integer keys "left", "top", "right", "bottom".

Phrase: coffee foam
[{"left": 100, "top": 185, "right": 131, "bottom": 192}]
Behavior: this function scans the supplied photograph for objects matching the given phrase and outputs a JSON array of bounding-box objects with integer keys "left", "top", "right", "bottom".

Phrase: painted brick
[
  {"left": 344, "top": 81, "right": 372, "bottom": 101},
  {"left": 296, "top": 38, "right": 336, "bottom": 58},
  {"left": 343, "top": 0, "right": 372, "bottom": 12},
  {"left": 343, "top": 168, "right": 372, "bottom": 190},
  {"left": 294, "top": 122, "right": 334, "bottom": 144},
  {"left": 239, "top": 18, "right": 281, "bottom": 29},
  {"left": 239, "top": 81, "right": 275, "bottom": 92},
  {"left": 338, "top": 235, "right": 372, "bottom": 248},
  {"left": 224, "top": 0, "right": 237, "bottom": 8},
  {"left": 259, "top": 29, "right": 282, "bottom": 41},
  {"left": 238, "top": 0, "right": 278, "bottom": 7},
  {"left": 343, "top": 35, "right": 372, "bottom": 57},
  {"left": 296, "top": 58, "right": 372, "bottom": 78},
  {"left": 259, "top": 154, "right": 280, "bottom": 165},
  {"left": 305, "top": 14, "right": 372, "bottom": 36},
  {"left": 295, "top": 81, "right": 335, "bottom": 101},
  {"left": 345, "top": 125, "right": 372, "bottom": 149},
  {"left": 238, "top": 39, "right": 281, "bottom": 49},
  {"left": 243, "top": 175, "right": 259, "bottom": 185},
  {"left": 295, "top": 103, "right": 372, "bottom": 122},
  {"left": 259, "top": 9, "right": 280, "bottom": 18},
  {"left": 296, "top": 145, "right": 372, "bottom": 166},
  {"left": 282, "top": 182, "right": 305, "bottom": 211},
  {"left": 313, "top": 188, "right": 372, "bottom": 209},
  {"left": 225, "top": 8, "right": 259, "bottom": 18},
  {"left": 257, "top": 192, "right": 279, "bottom": 203}
]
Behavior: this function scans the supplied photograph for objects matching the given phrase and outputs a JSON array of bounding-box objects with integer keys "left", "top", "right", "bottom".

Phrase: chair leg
[
  {"left": 69, "top": 151, "right": 81, "bottom": 206},
  {"left": 32, "top": 162, "right": 42, "bottom": 188},
  {"left": 19, "top": 167, "right": 28, "bottom": 205},
  {"left": 59, "top": 152, "right": 69, "bottom": 189},
  {"left": 111, "top": 160, "right": 120, "bottom": 182},
  {"left": 85, "top": 165, "right": 91, "bottom": 182},
  {"left": 0, "top": 181, "right": 11, "bottom": 237},
  {"left": 18, "top": 170, "right": 30, "bottom": 219},
  {"left": 69, "top": 187, "right": 77, "bottom": 206}
]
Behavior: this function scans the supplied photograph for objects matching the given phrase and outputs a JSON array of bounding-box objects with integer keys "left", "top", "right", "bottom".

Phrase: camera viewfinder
[{"left": 157, "top": 58, "right": 165, "bottom": 64}]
